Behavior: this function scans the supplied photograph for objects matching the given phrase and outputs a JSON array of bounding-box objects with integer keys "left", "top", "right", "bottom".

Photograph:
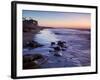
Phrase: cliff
[{"left": 23, "top": 19, "right": 42, "bottom": 47}]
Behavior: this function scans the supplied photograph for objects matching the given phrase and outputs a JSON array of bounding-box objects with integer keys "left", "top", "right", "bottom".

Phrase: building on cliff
[{"left": 23, "top": 19, "right": 38, "bottom": 32}]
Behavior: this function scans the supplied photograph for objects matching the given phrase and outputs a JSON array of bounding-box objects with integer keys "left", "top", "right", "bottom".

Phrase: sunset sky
[{"left": 23, "top": 10, "right": 91, "bottom": 29}]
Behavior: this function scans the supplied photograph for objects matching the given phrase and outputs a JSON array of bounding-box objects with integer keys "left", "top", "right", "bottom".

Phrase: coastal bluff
[{"left": 23, "top": 19, "right": 42, "bottom": 48}]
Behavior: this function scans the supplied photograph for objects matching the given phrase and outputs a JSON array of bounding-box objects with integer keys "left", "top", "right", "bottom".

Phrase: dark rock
[
  {"left": 32, "top": 54, "right": 44, "bottom": 61},
  {"left": 23, "top": 61, "right": 40, "bottom": 69},
  {"left": 24, "top": 40, "right": 44, "bottom": 49},
  {"left": 23, "top": 53, "right": 47, "bottom": 69},
  {"left": 23, "top": 56, "right": 32, "bottom": 63}
]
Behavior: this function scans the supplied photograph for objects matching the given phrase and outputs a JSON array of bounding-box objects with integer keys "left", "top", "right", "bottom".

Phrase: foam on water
[{"left": 34, "top": 29, "right": 59, "bottom": 45}]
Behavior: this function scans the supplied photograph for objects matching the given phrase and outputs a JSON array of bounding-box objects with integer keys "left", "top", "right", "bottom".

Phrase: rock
[
  {"left": 23, "top": 55, "right": 32, "bottom": 63},
  {"left": 24, "top": 40, "right": 44, "bottom": 49},
  {"left": 23, "top": 61, "right": 40, "bottom": 69},
  {"left": 23, "top": 54, "right": 47, "bottom": 69},
  {"left": 32, "top": 54, "right": 44, "bottom": 61}
]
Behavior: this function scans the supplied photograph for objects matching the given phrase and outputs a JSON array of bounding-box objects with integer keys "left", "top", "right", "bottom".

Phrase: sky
[{"left": 23, "top": 10, "right": 91, "bottom": 29}]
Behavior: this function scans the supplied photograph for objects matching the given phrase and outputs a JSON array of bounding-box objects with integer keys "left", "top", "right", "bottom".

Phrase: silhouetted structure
[
  {"left": 23, "top": 18, "right": 38, "bottom": 32},
  {"left": 23, "top": 19, "right": 38, "bottom": 25}
]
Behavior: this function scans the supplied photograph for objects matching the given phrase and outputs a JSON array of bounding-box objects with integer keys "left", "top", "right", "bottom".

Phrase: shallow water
[{"left": 23, "top": 28, "right": 91, "bottom": 68}]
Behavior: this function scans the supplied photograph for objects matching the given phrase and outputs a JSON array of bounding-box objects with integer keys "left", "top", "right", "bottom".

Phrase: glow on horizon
[{"left": 23, "top": 10, "right": 91, "bottom": 29}]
